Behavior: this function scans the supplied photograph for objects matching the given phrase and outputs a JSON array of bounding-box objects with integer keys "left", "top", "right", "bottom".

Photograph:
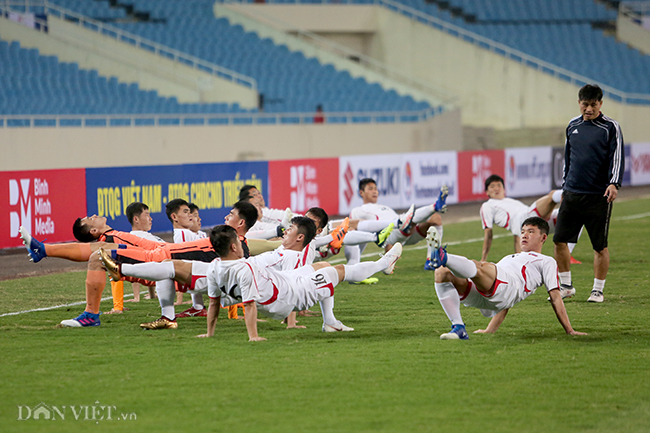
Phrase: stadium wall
[
  {"left": 0, "top": 14, "right": 258, "bottom": 106},
  {"left": 3, "top": 142, "right": 648, "bottom": 249},
  {"left": 233, "top": 4, "right": 650, "bottom": 142},
  {"left": 0, "top": 109, "right": 462, "bottom": 171}
]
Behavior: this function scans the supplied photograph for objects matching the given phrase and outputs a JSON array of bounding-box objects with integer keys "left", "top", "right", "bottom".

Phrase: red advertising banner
[
  {"left": 0, "top": 169, "right": 87, "bottom": 249},
  {"left": 268, "top": 158, "right": 339, "bottom": 216},
  {"left": 457, "top": 150, "right": 505, "bottom": 203}
]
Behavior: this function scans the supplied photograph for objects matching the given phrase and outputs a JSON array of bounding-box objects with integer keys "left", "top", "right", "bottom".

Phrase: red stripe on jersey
[
  {"left": 259, "top": 282, "right": 279, "bottom": 305},
  {"left": 504, "top": 212, "right": 510, "bottom": 229},
  {"left": 480, "top": 278, "right": 505, "bottom": 298},
  {"left": 522, "top": 265, "right": 530, "bottom": 292},
  {"left": 243, "top": 262, "right": 260, "bottom": 299}
]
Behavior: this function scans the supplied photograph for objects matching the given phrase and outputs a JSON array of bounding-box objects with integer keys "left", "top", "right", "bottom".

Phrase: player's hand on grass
[
  {"left": 196, "top": 333, "right": 210, "bottom": 338},
  {"left": 473, "top": 329, "right": 494, "bottom": 334},
  {"left": 286, "top": 324, "right": 306, "bottom": 329},
  {"left": 249, "top": 336, "right": 267, "bottom": 342},
  {"left": 568, "top": 330, "right": 588, "bottom": 336}
]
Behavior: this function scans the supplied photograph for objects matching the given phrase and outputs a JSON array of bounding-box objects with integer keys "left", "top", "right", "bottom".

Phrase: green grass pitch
[{"left": 1, "top": 197, "right": 649, "bottom": 433}]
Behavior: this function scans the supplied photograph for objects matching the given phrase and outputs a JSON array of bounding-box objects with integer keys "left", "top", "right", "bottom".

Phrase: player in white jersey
[
  {"left": 347, "top": 178, "right": 447, "bottom": 270},
  {"left": 480, "top": 175, "right": 581, "bottom": 281},
  {"left": 428, "top": 216, "right": 587, "bottom": 340},
  {"left": 202, "top": 225, "right": 402, "bottom": 341}
]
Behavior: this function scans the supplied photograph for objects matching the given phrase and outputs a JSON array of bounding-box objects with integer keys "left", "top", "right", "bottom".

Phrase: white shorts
[
  {"left": 460, "top": 272, "right": 519, "bottom": 315},
  {"left": 511, "top": 205, "right": 558, "bottom": 236},
  {"left": 188, "top": 261, "right": 209, "bottom": 294},
  {"left": 259, "top": 266, "right": 339, "bottom": 320}
]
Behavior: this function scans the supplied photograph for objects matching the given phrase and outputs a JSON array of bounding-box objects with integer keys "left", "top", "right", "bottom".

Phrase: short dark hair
[
  {"left": 239, "top": 185, "right": 258, "bottom": 201},
  {"left": 578, "top": 84, "right": 603, "bottom": 102},
  {"left": 165, "top": 199, "right": 189, "bottom": 222},
  {"left": 358, "top": 178, "right": 376, "bottom": 192},
  {"left": 209, "top": 225, "right": 238, "bottom": 257},
  {"left": 521, "top": 216, "right": 550, "bottom": 235},
  {"left": 290, "top": 216, "right": 317, "bottom": 248},
  {"left": 188, "top": 203, "right": 200, "bottom": 213},
  {"left": 484, "top": 174, "right": 505, "bottom": 191},
  {"left": 126, "top": 202, "right": 149, "bottom": 226},
  {"left": 306, "top": 207, "right": 328, "bottom": 230},
  {"left": 72, "top": 218, "right": 96, "bottom": 243},
  {"left": 233, "top": 201, "right": 258, "bottom": 230}
]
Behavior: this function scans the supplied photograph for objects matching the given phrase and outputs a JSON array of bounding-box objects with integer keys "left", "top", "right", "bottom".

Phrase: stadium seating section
[{"left": 3, "top": 0, "right": 650, "bottom": 119}]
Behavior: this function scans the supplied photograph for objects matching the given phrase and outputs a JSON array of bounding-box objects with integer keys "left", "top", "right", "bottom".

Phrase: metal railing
[
  {"left": 0, "top": 107, "right": 444, "bottom": 128},
  {"left": 1, "top": 0, "right": 258, "bottom": 90},
  {"left": 225, "top": 0, "right": 650, "bottom": 105}
]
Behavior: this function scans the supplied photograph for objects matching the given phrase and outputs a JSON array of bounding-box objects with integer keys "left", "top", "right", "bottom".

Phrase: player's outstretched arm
[
  {"left": 481, "top": 228, "right": 493, "bottom": 262},
  {"left": 549, "top": 289, "right": 587, "bottom": 335},
  {"left": 244, "top": 302, "right": 266, "bottom": 341},
  {"left": 197, "top": 297, "right": 221, "bottom": 338},
  {"left": 474, "top": 309, "right": 509, "bottom": 334}
]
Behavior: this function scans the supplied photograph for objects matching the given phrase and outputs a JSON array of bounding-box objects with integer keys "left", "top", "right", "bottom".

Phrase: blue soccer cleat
[
  {"left": 61, "top": 311, "right": 101, "bottom": 327},
  {"left": 424, "top": 258, "right": 436, "bottom": 271},
  {"left": 434, "top": 185, "right": 449, "bottom": 213},
  {"left": 19, "top": 226, "right": 47, "bottom": 263},
  {"left": 440, "top": 324, "right": 469, "bottom": 340}
]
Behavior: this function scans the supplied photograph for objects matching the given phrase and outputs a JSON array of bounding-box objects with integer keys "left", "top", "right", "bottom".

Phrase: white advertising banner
[
  {"left": 401, "top": 151, "right": 458, "bottom": 207},
  {"left": 504, "top": 147, "right": 552, "bottom": 198},
  {"left": 339, "top": 154, "right": 403, "bottom": 215},
  {"left": 630, "top": 142, "right": 650, "bottom": 186}
]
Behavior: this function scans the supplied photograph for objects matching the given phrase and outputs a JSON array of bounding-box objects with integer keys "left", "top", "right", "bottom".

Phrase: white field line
[{"left": 2, "top": 211, "right": 648, "bottom": 317}]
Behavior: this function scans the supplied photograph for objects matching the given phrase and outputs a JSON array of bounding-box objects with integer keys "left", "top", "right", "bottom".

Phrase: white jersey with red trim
[
  {"left": 480, "top": 252, "right": 560, "bottom": 311},
  {"left": 173, "top": 228, "right": 205, "bottom": 243},
  {"left": 480, "top": 198, "right": 530, "bottom": 236},
  {"left": 350, "top": 203, "right": 398, "bottom": 221}
]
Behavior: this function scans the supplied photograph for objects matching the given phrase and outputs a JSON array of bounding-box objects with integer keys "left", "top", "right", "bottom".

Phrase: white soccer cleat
[
  {"left": 587, "top": 290, "right": 604, "bottom": 303},
  {"left": 547, "top": 284, "right": 576, "bottom": 301},
  {"left": 398, "top": 204, "right": 415, "bottom": 233},
  {"left": 322, "top": 322, "right": 354, "bottom": 332},
  {"left": 426, "top": 226, "right": 441, "bottom": 250},
  {"left": 281, "top": 208, "right": 293, "bottom": 229},
  {"left": 382, "top": 242, "right": 402, "bottom": 275}
]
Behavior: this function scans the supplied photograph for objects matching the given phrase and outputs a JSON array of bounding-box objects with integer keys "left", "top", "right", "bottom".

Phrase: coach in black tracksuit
[{"left": 554, "top": 84, "right": 625, "bottom": 304}]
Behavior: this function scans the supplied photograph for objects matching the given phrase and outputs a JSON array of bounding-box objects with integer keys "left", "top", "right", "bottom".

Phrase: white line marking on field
[{"left": 0, "top": 294, "right": 135, "bottom": 318}]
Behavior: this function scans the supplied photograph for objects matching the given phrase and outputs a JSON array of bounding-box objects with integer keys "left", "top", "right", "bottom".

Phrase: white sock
[
  {"left": 552, "top": 190, "right": 563, "bottom": 203},
  {"left": 319, "top": 296, "right": 338, "bottom": 326},
  {"left": 156, "top": 279, "right": 176, "bottom": 320},
  {"left": 343, "top": 259, "right": 385, "bottom": 282},
  {"left": 435, "top": 282, "right": 464, "bottom": 326},
  {"left": 345, "top": 245, "right": 362, "bottom": 265},
  {"left": 313, "top": 234, "right": 334, "bottom": 249},
  {"left": 344, "top": 231, "right": 377, "bottom": 245},
  {"left": 559, "top": 271, "right": 572, "bottom": 286},
  {"left": 191, "top": 293, "right": 205, "bottom": 310},
  {"left": 122, "top": 261, "right": 175, "bottom": 281},
  {"left": 357, "top": 220, "right": 391, "bottom": 232},
  {"left": 593, "top": 278, "right": 605, "bottom": 292},
  {"left": 413, "top": 204, "right": 434, "bottom": 224},
  {"left": 445, "top": 254, "right": 478, "bottom": 279}
]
